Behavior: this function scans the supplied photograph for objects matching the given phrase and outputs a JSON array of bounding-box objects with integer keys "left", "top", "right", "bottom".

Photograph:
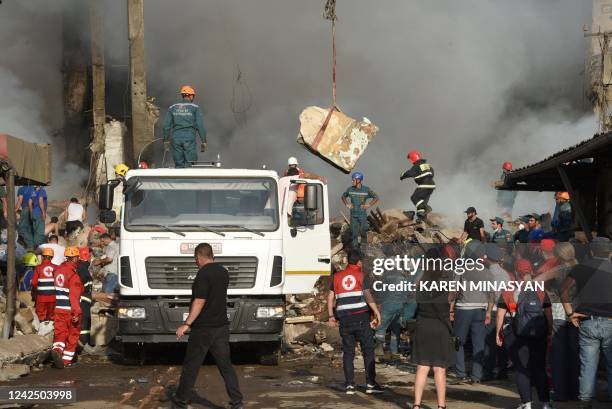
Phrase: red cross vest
[
  {"left": 53, "top": 261, "right": 83, "bottom": 314},
  {"left": 32, "top": 259, "right": 57, "bottom": 303},
  {"left": 333, "top": 264, "right": 369, "bottom": 319}
]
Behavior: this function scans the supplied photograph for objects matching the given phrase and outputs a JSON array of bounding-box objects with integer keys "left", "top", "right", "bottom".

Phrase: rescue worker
[
  {"left": 284, "top": 157, "right": 327, "bottom": 183},
  {"left": 77, "top": 247, "right": 93, "bottom": 346},
  {"left": 31, "top": 247, "right": 57, "bottom": 323},
  {"left": 400, "top": 151, "right": 435, "bottom": 221},
  {"left": 18, "top": 252, "right": 38, "bottom": 306},
  {"left": 496, "top": 162, "right": 518, "bottom": 218},
  {"left": 162, "top": 85, "right": 207, "bottom": 168},
  {"left": 51, "top": 247, "right": 83, "bottom": 369},
  {"left": 489, "top": 217, "right": 512, "bottom": 246},
  {"left": 342, "top": 172, "right": 379, "bottom": 249},
  {"left": 327, "top": 251, "right": 382, "bottom": 395},
  {"left": 551, "top": 192, "right": 573, "bottom": 242},
  {"left": 114, "top": 163, "right": 129, "bottom": 182}
]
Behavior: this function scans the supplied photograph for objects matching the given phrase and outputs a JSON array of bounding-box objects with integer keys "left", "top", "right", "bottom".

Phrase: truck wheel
[{"left": 258, "top": 341, "right": 281, "bottom": 366}]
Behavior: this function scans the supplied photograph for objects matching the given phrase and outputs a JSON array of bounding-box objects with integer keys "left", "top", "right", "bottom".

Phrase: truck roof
[{"left": 126, "top": 167, "right": 280, "bottom": 179}]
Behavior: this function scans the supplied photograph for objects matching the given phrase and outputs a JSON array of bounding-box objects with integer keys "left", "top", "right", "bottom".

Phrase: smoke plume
[{"left": 1, "top": 0, "right": 597, "bottom": 224}]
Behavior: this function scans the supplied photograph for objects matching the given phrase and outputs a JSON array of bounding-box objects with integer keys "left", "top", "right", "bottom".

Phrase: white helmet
[{"left": 288, "top": 157, "right": 298, "bottom": 166}]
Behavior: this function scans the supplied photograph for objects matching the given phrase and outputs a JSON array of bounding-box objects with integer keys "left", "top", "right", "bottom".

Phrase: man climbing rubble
[
  {"left": 342, "top": 172, "right": 379, "bottom": 249},
  {"left": 400, "top": 150, "right": 435, "bottom": 221},
  {"left": 496, "top": 161, "right": 517, "bottom": 218},
  {"left": 162, "top": 85, "right": 207, "bottom": 168}
]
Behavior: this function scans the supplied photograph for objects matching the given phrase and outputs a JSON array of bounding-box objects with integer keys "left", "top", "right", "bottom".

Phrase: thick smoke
[
  {"left": 2, "top": 0, "right": 596, "bottom": 224},
  {"left": 0, "top": 0, "right": 88, "bottom": 201}
]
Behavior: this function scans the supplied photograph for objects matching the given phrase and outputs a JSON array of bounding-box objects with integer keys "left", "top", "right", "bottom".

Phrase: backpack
[{"left": 513, "top": 290, "right": 546, "bottom": 338}]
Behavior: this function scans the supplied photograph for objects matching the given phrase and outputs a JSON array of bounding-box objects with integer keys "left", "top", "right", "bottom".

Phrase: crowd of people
[{"left": 327, "top": 183, "right": 611, "bottom": 409}]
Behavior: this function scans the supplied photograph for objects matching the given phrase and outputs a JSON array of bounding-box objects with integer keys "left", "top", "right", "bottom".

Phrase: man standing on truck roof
[
  {"left": 163, "top": 85, "right": 207, "bottom": 168},
  {"left": 171, "top": 243, "right": 244, "bottom": 409},
  {"left": 342, "top": 172, "right": 379, "bottom": 250}
]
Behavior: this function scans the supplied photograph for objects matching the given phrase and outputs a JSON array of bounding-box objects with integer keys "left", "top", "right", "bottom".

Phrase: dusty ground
[{"left": 2, "top": 349, "right": 610, "bottom": 409}]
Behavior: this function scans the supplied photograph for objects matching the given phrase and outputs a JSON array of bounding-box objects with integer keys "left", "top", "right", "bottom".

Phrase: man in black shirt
[
  {"left": 561, "top": 237, "right": 612, "bottom": 408},
  {"left": 460, "top": 207, "right": 485, "bottom": 242},
  {"left": 172, "top": 243, "right": 243, "bottom": 409}
]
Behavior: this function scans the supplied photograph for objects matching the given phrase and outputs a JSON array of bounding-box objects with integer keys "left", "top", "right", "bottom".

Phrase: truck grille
[{"left": 145, "top": 257, "right": 257, "bottom": 289}]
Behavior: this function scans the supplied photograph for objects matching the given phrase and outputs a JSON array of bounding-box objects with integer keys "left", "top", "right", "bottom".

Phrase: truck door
[{"left": 281, "top": 180, "right": 331, "bottom": 293}]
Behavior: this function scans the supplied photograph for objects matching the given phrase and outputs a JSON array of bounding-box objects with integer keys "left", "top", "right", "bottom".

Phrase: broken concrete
[
  {"left": 0, "top": 334, "right": 51, "bottom": 366},
  {"left": 0, "top": 363, "right": 30, "bottom": 381},
  {"left": 297, "top": 106, "right": 379, "bottom": 173}
]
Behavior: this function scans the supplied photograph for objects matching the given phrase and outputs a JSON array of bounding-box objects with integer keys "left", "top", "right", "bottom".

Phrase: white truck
[{"left": 98, "top": 164, "right": 331, "bottom": 363}]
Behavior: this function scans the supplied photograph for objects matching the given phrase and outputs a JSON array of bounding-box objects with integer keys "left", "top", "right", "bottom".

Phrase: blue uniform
[
  {"left": 342, "top": 185, "right": 378, "bottom": 248},
  {"left": 17, "top": 186, "right": 34, "bottom": 249},
  {"left": 162, "top": 99, "right": 207, "bottom": 168},
  {"left": 29, "top": 187, "right": 47, "bottom": 247}
]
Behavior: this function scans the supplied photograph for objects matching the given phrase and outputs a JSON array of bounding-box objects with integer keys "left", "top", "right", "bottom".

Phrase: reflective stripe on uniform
[
  {"left": 416, "top": 185, "right": 436, "bottom": 189},
  {"left": 56, "top": 295, "right": 69, "bottom": 300},
  {"left": 80, "top": 330, "right": 91, "bottom": 335},
  {"left": 415, "top": 200, "right": 424, "bottom": 207},
  {"left": 55, "top": 287, "right": 69, "bottom": 293},
  {"left": 55, "top": 306, "right": 71, "bottom": 310},
  {"left": 414, "top": 172, "right": 433, "bottom": 179},
  {"left": 335, "top": 291, "right": 364, "bottom": 299},
  {"left": 336, "top": 301, "right": 368, "bottom": 311},
  {"left": 38, "top": 278, "right": 54, "bottom": 283},
  {"left": 80, "top": 296, "right": 92, "bottom": 303}
]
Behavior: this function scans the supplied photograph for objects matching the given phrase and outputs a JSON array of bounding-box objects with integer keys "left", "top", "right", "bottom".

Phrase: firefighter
[
  {"left": 162, "top": 85, "right": 207, "bottom": 168},
  {"left": 496, "top": 161, "right": 517, "bottom": 217},
  {"left": 77, "top": 247, "right": 93, "bottom": 347},
  {"left": 400, "top": 150, "right": 436, "bottom": 221},
  {"left": 51, "top": 247, "right": 83, "bottom": 369},
  {"left": 114, "top": 163, "right": 129, "bottom": 181},
  {"left": 31, "top": 247, "right": 56, "bottom": 323},
  {"left": 342, "top": 172, "right": 379, "bottom": 249}
]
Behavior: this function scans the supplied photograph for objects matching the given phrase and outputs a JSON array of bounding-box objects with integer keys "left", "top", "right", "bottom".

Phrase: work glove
[
  {"left": 200, "top": 142, "right": 207, "bottom": 153},
  {"left": 163, "top": 140, "right": 171, "bottom": 152}
]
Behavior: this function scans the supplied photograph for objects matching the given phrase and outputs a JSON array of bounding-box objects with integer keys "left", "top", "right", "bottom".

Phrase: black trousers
[
  {"left": 410, "top": 188, "right": 433, "bottom": 215},
  {"left": 551, "top": 320, "right": 579, "bottom": 400},
  {"left": 176, "top": 325, "right": 243, "bottom": 405},
  {"left": 79, "top": 299, "right": 92, "bottom": 346},
  {"left": 340, "top": 320, "right": 376, "bottom": 386},
  {"left": 504, "top": 327, "right": 550, "bottom": 404}
]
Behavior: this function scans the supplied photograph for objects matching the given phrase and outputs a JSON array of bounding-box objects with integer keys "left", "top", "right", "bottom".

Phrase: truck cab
[{"left": 98, "top": 166, "right": 330, "bottom": 363}]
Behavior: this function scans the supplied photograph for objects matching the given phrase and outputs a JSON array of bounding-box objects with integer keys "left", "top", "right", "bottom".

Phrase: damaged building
[{"left": 496, "top": 132, "right": 612, "bottom": 239}]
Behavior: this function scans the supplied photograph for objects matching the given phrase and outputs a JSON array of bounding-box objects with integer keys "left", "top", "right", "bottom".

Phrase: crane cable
[{"left": 323, "top": 0, "right": 338, "bottom": 108}]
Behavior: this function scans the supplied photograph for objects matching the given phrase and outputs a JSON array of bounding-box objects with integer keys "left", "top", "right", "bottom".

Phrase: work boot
[
  {"left": 365, "top": 383, "right": 384, "bottom": 394},
  {"left": 170, "top": 393, "right": 189, "bottom": 409},
  {"left": 345, "top": 384, "right": 356, "bottom": 395}
]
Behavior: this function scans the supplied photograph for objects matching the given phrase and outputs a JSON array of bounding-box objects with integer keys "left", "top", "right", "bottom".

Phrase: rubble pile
[{"left": 283, "top": 207, "right": 460, "bottom": 355}]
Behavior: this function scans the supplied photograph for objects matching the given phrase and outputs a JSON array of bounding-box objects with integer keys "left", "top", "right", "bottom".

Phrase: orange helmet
[
  {"left": 41, "top": 247, "right": 54, "bottom": 257},
  {"left": 559, "top": 191, "right": 570, "bottom": 201},
  {"left": 64, "top": 247, "right": 80, "bottom": 258},
  {"left": 502, "top": 161, "right": 513, "bottom": 171},
  {"left": 79, "top": 247, "right": 91, "bottom": 262},
  {"left": 179, "top": 85, "right": 195, "bottom": 96},
  {"left": 407, "top": 150, "right": 421, "bottom": 163}
]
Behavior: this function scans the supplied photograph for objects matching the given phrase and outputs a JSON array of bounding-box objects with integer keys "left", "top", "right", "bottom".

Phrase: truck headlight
[
  {"left": 256, "top": 306, "right": 284, "bottom": 319},
  {"left": 118, "top": 307, "right": 146, "bottom": 319}
]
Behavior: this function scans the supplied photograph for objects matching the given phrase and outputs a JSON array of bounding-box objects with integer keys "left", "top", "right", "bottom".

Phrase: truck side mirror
[
  {"left": 304, "top": 184, "right": 319, "bottom": 211},
  {"left": 99, "top": 184, "right": 115, "bottom": 210}
]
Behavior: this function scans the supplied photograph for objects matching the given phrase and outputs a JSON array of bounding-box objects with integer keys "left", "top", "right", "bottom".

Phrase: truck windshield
[{"left": 124, "top": 177, "right": 279, "bottom": 232}]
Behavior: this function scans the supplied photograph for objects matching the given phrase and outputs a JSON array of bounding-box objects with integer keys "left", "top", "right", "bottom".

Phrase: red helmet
[
  {"left": 138, "top": 161, "right": 149, "bottom": 169},
  {"left": 407, "top": 150, "right": 421, "bottom": 163},
  {"left": 502, "top": 161, "right": 513, "bottom": 171},
  {"left": 78, "top": 247, "right": 91, "bottom": 262}
]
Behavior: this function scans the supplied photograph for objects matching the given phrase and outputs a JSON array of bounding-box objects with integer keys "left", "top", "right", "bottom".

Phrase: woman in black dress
[{"left": 411, "top": 247, "right": 456, "bottom": 409}]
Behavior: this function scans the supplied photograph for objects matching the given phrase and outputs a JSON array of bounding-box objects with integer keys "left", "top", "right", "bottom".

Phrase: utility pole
[
  {"left": 90, "top": 0, "right": 105, "bottom": 159},
  {"left": 127, "top": 0, "right": 148, "bottom": 165},
  {"left": 2, "top": 169, "right": 16, "bottom": 339}
]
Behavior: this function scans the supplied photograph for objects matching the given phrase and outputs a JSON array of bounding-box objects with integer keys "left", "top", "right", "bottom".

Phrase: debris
[
  {"left": 297, "top": 106, "right": 379, "bottom": 173},
  {"left": 0, "top": 363, "right": 30, "bottom": 381},
  {"left": 285, "top": 315, "right": 315, "bottom": 324},
  {"left": 320, "top": 342, "right": 334, "bottom": 352}
]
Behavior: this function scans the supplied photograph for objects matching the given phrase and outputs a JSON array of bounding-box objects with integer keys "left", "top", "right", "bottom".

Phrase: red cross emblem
[
  {"left": 43, "top": 266, "right": 54, "bottom": 278},
  {"left": 342, "top": 274, "right": 357, "bottom": 291},
  {"left": 55, "top": 274, "right": 65, "bottom": 287}
]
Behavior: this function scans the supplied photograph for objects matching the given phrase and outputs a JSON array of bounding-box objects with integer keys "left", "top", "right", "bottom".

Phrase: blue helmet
[{"left": 351, "top": 172, "right": 364, "bottom": 181}]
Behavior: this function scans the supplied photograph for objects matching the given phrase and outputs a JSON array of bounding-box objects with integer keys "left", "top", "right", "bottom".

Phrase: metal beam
[
  {"left": 557, "top": 166, "right": 593, "bottom": 242},
  {"left": 2, "top": 169, "right": 16, "bottom": 338},
  {"left": 127, "top": 0, "right": 148, "bottom": 165}
]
